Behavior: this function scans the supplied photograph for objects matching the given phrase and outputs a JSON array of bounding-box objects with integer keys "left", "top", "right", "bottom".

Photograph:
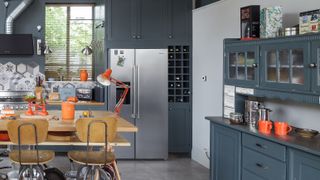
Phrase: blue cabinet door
[
  {"left": 106, "top": 0, "right": 137, "bottom": 42},
  {"left": 288, "top": 148, "right": 320, "bottom": 180},
  {"left": 210, "top": 123, "right": 241, "bottom": 180},
  {"left": 260, "top": 42, "right": 310, "bottom": 92},
  {"left": 311, "top": 41, "right": 320, "bottom": 93},
  {"left": 224, "top": 45, "right": 259, "bottom": 88},
  {"left": 169, "top": 104, "right": 192, "bottom": 153}
]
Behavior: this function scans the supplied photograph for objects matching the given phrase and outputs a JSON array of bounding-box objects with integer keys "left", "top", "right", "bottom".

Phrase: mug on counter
[
  {"left": 274, "top": 121, "right": 292, "bottom": 136},
  {"left": 258, "top": 120, "right": 273, "bottom": 134}
]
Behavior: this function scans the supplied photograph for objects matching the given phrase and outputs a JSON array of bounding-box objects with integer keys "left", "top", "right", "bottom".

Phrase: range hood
[
  {"left": 0, "top": 34, "right": 34, "bottom": 55},
  {"left": 0, "top": 0, "right": 34, "bottom": 55}
]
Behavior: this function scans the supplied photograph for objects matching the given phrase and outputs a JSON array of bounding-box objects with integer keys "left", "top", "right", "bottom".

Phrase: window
[{"left": 45, "top": 4, "right": 94, "bottom": 81}]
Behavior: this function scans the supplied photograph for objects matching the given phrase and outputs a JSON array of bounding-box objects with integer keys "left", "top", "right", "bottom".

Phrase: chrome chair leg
[
  {"left": 98, "top": 167, "right": 111, "bottom": 180},
  {"left": 18, "top": 166, "right": 27, "bottom": 179},
  {"left": 84, "top": 167, "right": 91, "bottom": 180},
  {"left": 34, "top": 165, "right": 45, "bottom": 180}
]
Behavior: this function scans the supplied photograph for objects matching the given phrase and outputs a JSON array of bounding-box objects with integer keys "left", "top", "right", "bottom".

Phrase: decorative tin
[
  {"left": 260, "top": 6, "right": 283, "bottom": 38},
  {"left": 240, "top": 5, "right": 260, "bottom": 40},
  {"left": 299, "top": 9, "right": 320, "bottom": 34}
]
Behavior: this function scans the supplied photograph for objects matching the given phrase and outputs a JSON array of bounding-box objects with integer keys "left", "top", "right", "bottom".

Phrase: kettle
[
  {"left": 62, "top": 97, "right": 78, "bottom": 121},
  {"left": 258, "top": 106, "right": 272, "bottom": 121}
]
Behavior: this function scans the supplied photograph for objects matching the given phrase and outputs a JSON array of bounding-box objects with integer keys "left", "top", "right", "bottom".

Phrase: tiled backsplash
[
  {"left": 0, "top": 62, "right": 44, "bottom": 91},
  {"left": 0, "top": 61, "right": 97, "bottom": 93},
  {"left": 43, "top": 81, "right": 96, "bottom": 95}
]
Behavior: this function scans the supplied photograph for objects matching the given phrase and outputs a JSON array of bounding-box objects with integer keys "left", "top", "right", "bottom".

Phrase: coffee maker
[{"left": 244, "top": 100, "right": 260, "bottom": 127}]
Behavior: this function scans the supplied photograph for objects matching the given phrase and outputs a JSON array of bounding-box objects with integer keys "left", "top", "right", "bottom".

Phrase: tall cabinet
[{"left": 106, "top": 0, "right": 193, "bottom": 157}]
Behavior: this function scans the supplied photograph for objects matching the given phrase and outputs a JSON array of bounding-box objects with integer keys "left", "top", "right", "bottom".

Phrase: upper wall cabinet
[
  {"left": 107, "top": 0, "right": 136, "bottom": 42},
  {"left": 106, "top": 0, "right": 192, "bottom": 45},
  {"left": 167, "top": 0, "right": 192, "bottom": 42},
  {"left": 260, "top": 42, "right": 310, "bottom": 92},
  {"left": 224, "top": 45, "right": 259, "bottom": 88}
]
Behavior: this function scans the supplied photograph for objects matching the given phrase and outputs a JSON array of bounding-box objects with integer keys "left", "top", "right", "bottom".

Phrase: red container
[
  {"left": 0, "top": 132, "right": 10, "bottom": 141},
  {"left": 258, "top": 120, "right": 273, "bottom": 134}
]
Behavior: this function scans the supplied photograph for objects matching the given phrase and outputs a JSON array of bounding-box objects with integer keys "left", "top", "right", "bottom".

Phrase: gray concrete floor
[{"left": 0, "top": 154, "right": 209, "bottom": 180}]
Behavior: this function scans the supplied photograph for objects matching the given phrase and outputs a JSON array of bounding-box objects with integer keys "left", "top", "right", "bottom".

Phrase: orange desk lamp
[{"left": 97, "top": 69, "right": 128, "bottom": 114}]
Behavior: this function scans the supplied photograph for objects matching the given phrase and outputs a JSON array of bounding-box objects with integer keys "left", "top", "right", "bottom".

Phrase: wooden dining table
[{"left": 0, "top": 110, "right": 138, "bottom": 147}]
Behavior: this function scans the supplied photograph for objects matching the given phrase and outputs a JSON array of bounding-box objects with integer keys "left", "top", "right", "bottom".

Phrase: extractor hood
[{"left": 0, "top": 34, "right": 34, "bottom": 55}]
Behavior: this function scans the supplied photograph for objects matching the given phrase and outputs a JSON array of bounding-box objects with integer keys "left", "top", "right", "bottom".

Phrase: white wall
[{"left": 192, "top": 0, "right": 320, "bottom": 168}]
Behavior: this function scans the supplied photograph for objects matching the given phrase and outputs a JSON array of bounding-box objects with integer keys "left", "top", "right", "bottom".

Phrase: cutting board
[{"left": 20, "top": 114, "right": 54, "bottom": 120}]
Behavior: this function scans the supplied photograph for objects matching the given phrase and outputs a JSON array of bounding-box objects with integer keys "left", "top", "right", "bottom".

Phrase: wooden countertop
[
  {"left": 0, "top": 110, "right": 137, "bottom": 147},
  {"left": 0, "top": 110, "right": 138, "bottom": 133},
  {"left": 46, "top": 100, "right": 105, "bottom": 106}
]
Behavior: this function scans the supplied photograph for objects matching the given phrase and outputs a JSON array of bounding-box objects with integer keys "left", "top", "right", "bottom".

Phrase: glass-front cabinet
[
  {"left": 260, "top": 42, "right": 310, "bottom": 92},
  {"left": 311, "top": 41, "right": 320, "bottom": 93},
  {"left": 225, "top": 45, "right": 259, "bottom": 87}
]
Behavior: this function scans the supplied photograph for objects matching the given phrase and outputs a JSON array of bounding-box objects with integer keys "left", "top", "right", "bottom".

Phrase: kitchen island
[
  {"left": 207, "top": 116, "right": 320, "bottom": 180},
  {"left": 0, "top": 110, "right": 138, "bottom": 147}
]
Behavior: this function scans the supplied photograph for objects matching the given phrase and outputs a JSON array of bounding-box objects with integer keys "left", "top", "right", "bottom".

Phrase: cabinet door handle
[
  {"left": 132, "top": 35, "right": 136, "bottom": 39},
  {"left": 256, "top": 163, "right": 269, "bottom": 169},
  {"left": 255, "top": 143, "right": 266, "bottom": 149},
  {"left": 168, "top": 35, "right": 173, "bottom": 39},
  {"left": 137, "top": 35, "right": 141, "bottom": 39},
  {"left": 309, "top": 63, "right": 317, "bottom": 68},
  {"left": 252, "top": 63, "right": 258, "bottom": 68}
]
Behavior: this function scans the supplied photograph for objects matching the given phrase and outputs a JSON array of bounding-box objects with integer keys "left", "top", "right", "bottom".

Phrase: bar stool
[
  {"left": 68, "top": 118, "right": 121, "bottom": 180},
  {"left": 7, "top": 119, "right": 55, "bottom": 179}
]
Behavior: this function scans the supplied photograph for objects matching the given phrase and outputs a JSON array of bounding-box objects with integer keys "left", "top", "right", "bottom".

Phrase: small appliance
[{"left": 75, "top": 88, "right": 92, "bottom": 101}]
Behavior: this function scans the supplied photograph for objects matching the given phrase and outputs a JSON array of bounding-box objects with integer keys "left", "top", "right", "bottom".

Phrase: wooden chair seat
[
  {"left": 68, "top": 151, "right": 116, "bottom": 165},
  {"left": 9, "top": 150, "right": 55, "bottom": 165}
]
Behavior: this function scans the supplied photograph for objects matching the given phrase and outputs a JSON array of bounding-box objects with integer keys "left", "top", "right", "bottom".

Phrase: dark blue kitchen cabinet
[
  {"left": 288, "top": 148, "right": 320, "bottom": 180},
  {"left": 311, "top": 41, "right": 320, "bottom": 93},
  {"left": 224, "top": 45, "right": 259, "bottom": 88},
  {"left": 106, "top": 0, "right": 192, "bottom": 46},
  {"left": 169, "top": 104, "right": 192, "bottom": 153},
  {"left": 211, "top": 123, "right": 241, "bottom": 180},
  {"left": 260, "top": 42, "right": 310, "bottom": 92},
  {"left": 106, "top": 0, "right": 136, "bottom": 42},
  {"left": 167, "top": 0, "right": 192, "bottom": 42}
]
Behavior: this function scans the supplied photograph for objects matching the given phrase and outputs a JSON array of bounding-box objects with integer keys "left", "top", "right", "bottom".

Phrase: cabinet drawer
[
  {"left": 242, "top": 133, "right": 286, "bottom": 161},
  {"left": 242, "top": 169, "right": 265, "bottom": 180},
  {"left": 243, "top": 147, "right": 286, "bottom": 180}
]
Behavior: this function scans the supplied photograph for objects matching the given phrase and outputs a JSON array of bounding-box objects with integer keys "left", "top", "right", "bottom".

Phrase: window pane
[
  {"left": 267, "top": 50, "right": 277, "bottom": 82},
  {"left": 71, "top": 6, "right": 92, "bottom": 19},
  {"left": 229, "top": 53, "right": 236, "bottom": 79},
  {"left": 279, "top": 49, "right": 289, "bottom": 83}
]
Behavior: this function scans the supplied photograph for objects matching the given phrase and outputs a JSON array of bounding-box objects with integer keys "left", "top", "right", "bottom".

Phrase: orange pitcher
[
  {"left": 62, "top": 97, "right": 78, "bottom": 121},
  {"left": 258, "top": 120, "right": 273, "bottom": 134},
  {"left": 80, "top": 69, "right": 88, "bottom": 81},
  {"left": 274, "top": 121, "right": 292, "bottom": 136}
]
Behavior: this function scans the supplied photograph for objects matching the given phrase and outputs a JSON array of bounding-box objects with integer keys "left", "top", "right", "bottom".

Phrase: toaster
[{"left": 76, "top": 88, "right": 92, "bottom": 101}]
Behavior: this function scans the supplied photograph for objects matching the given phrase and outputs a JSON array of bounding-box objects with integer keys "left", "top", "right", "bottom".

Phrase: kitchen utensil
[
  {"left": 258, "top": 120, "right": 273, "bottom": 134},
  {"left": 258, "top": 106, "right": 272, "bottom": 121},
  {"left": 245, "top": 100, "right": 260, "bottom": 127},
  {"left": 229, "top": 112, "right": 244, "bottom": 124},
  {"left": 274, "top": 121, "right": 292, "bottom": 136},
  {"left": 295, "top": 128, "right": 319, "bottom": 138}
]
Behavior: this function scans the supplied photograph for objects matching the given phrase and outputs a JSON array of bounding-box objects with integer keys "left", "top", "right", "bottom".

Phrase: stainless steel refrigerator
[{"left": 109, "top": 49, "right": 168, "bottom": 159}]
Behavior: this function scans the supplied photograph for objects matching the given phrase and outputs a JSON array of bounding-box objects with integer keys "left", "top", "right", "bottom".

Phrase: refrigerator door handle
[
  {"left": 137, "top": 65, "right": 140, "bottom": 119},
  {"left": 131, "top": 66, "right": 136, "bottom": 118}
]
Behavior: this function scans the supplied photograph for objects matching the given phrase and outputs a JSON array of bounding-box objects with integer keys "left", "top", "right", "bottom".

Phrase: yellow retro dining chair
[
  {"left": 7, "top": 119, "right": 54, "bottom": 179},
  {"left": 67, "top": 117, "right": 121, "bottom": 180}
]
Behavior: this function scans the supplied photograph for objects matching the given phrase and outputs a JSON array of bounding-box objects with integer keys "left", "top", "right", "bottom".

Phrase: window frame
[{"left": 45, "top": 3, "right": 95, "bottom": 81}]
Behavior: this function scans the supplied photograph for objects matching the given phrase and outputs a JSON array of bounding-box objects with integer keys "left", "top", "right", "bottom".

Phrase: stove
[{"left": 0, "top": 91, "right": 32, "bottom": 110}]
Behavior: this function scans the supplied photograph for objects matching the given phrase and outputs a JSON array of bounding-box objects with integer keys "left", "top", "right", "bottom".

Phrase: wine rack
[{"left": 168, "top": 45, "right": 191, "bottom": 103}]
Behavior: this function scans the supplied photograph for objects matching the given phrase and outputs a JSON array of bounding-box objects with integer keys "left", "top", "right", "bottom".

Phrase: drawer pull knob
[
  {"left": 255, "top": 143, "right": 266, "bottom": 149},
  {"left": 256, "top": 163, "right": 268, "bottom": 169}
]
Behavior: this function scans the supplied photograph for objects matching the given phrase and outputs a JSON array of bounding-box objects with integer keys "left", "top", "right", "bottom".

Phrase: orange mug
[
  {"left": 274, "top": 122, "right": 292, "bottom": 136},
  {"left": 258, "top": 120, "right": 273, "bottom": 134}
]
